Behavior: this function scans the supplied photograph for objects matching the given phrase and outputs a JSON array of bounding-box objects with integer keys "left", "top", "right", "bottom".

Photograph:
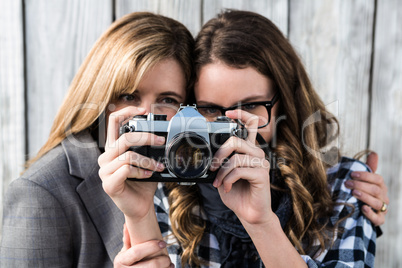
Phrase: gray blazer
[{"left": 0, "top": 131, "right": 124, "bottom": 267}]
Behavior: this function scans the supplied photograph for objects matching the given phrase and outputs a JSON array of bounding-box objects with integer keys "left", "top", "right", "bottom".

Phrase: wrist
[
  {"left": 124, "top": 208, "right": 162, "bottom": 244},
  {"left": 241, "top": 212, "right": 281, "bottom": 237},
  {"left": 124, "top": 210, "right": 168, "bottom": 258},
  {"left": 125, "top": 204, "right": 156, "bottom": 222}
]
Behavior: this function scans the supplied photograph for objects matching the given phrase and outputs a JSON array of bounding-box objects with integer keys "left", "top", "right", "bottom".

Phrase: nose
[{"left": 137, "top": 100, "right": 153, "bottom": 115}]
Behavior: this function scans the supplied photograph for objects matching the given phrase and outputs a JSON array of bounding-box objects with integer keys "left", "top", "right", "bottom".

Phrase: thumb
[
  {"left": 366, "top": 152, "right": 378, "bottom": 173},
  {"left": 122, "top": 223, "right": 131, "bottom": 251}
]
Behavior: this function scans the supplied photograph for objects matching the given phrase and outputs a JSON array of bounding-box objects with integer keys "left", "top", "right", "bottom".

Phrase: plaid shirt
[{"left": 154, "top": 157, "right": 376, "bottom": 267}]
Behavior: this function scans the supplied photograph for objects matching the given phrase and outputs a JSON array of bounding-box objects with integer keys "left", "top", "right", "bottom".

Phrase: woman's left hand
[
  {"left": 345, "top": 152, "right": 389, "bottom": 226},
  {"left": 210, "top": 110, "right": 274, "bottom": 225}
]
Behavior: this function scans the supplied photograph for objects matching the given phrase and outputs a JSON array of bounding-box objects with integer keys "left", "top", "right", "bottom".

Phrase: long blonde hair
[
  {"left": 169, "top": 10, "right": 341, "bottom": 265},
  {"left": 27, "top": 12, "right": 194, "bottom": 167}
]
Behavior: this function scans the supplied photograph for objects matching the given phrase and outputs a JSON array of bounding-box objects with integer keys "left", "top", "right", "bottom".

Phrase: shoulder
[
  {"left": 5, "top": 145, "right": 73, "bottom": 208},
  {"left": 6, "top": 140, "right": 90, "bottom": 208},
  {"left": 15, "top": 130, "right": 99, "bottom": 192},
  {"left": 22, "top": 144, "right": 69, "bottom": 181},
  {"left": 14, "top": 145, "right": 74, "bottom": 192}
]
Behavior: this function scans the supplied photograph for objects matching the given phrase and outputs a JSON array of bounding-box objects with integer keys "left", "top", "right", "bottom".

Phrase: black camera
[{"left": 120, "top": 105, "right": 246, "bottom": 183}]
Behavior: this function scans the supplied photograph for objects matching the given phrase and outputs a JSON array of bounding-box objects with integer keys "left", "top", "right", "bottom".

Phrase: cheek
[
  {"left": 166, "top": 110, "right": 177, "bottom": 121},
  {"left": 258, "top": 123, "right": 275, "bottom": 144},
  {"left": 257, "top": 104, "right": 280, "bottom": 144}
]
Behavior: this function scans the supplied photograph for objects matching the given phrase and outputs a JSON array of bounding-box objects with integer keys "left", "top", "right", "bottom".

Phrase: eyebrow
[{"left": 160, "top": 91, "right": 185, "bottom": 100}]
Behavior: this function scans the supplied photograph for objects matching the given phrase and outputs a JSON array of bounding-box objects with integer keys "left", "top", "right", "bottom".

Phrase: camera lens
[{"left": 166, "top": 132, "right": 212, "bottom": 179}]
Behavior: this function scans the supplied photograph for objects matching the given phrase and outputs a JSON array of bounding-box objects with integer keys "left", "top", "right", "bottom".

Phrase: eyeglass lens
[{"left": 198, "top": 103, "right": 270, "bottom": 128}]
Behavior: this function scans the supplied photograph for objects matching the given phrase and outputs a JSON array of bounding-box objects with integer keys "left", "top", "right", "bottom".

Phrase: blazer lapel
[{"left": 62, "top": 131, "right": 124, "bottom": 262}]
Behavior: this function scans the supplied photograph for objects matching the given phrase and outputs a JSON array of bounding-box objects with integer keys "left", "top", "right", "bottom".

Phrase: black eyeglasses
[{"left": 197, "top": 92, "right": 279, "bottom": 128}]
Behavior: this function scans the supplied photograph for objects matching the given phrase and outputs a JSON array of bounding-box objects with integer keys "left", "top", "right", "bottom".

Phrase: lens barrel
[{"left": 165, "top": 132, "right": 212, "bottom": 179}]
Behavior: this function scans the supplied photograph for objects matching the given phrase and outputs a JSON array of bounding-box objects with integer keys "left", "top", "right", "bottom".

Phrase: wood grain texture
[
  {"left": 0, "top": 0, "right": 26, "bottom": 236},
  {"left": 288, "top": 0, "right": 375, "bottom": 157},
  {"left": 370, "top": 1, "right": 402, "bottom": 267},
  {"left": 202, "top": 0, "right": 288, "bottom": 35},
  {"left": 24, "top": 0, "right": 113, "bottom": 157},
  {"left": 116, "top": 0, "right": 202, "bottom": 36}
]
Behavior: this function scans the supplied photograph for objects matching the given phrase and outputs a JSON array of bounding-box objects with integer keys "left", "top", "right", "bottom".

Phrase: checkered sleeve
[
  {"left": 301, "top": 157, "right": 376, "bottom": 268},
  {"left": 154, "top": 183, "right": 183, "bottom": 266}
]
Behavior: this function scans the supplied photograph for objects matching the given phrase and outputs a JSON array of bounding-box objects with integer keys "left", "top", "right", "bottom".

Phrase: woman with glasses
[
  {"left": 100, "top": 10, "right": 387, "bottom": 268},
  {"left": 190, "top": 10, "right": 377, "bottom": 267}
]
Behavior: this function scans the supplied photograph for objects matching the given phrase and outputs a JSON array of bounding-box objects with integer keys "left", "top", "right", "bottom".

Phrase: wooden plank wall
[{"left": 0, "top": 0, "right": 400, "bottom": 266}]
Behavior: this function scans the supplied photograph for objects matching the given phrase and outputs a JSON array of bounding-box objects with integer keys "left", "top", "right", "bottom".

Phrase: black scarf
[{"left": 197, "top": 168, "right": 292, "bottom": 268}]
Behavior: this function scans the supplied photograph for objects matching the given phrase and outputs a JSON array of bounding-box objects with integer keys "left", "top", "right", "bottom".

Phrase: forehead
[
  {"left": 138, "top": 59, "right": 186, "bottom": 94},
  {"left": 194, "top": 63, "right": 273, "bottom": 106}
]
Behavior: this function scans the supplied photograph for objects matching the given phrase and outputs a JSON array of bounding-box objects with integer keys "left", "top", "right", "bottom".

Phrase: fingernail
[
  {"left": 213, "top": 179, "right": 218, "bottom": 188},
  {"left": 144, "top": 170, "right": 153, "bottom": 176},
  {"left": 225, "top": 110, "right": 236, "bottom": 116},
  {"left": 157, "top": 136, "right": 165, "bottom": 144},
  {"left": 159, "top": 240, "right": 167, "bottom": 249},
  {"left": 351, "top": 172, "right": 360, "bottom": 178},
  {"left": 170, "top": 263, "right": 175, "bottom": 268},
  {"left": 353, "top": 189, "right": 362, "bottom": 197},
  {"left": 137, "top": 107, "right": 145, "bottom": 112},
  {"left": 362, "top": 205, "right": 370, "bottom": 213},
  {"left": 210, "top": 164, "right": 217, "bottom": 171},
  {"left": 345, "top": 180, "right": 354, "bottom": 188},
  {"left": 157, "top": 162, "right": 165, "bottom": 171}
]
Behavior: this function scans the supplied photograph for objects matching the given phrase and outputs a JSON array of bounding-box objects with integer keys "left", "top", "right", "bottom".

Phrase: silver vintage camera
[{"left": 120, "top": 105, "right": 246, "bottom": 183}]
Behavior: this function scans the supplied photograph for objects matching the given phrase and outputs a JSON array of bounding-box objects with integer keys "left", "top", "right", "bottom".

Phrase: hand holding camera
[{"left": 98, "top": 106, "right": 165, "bottom": 219}]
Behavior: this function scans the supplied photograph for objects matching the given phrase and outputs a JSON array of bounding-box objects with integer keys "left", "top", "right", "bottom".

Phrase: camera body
[{"left": 120, "top": 105, "right": 246, "bottom": 183}]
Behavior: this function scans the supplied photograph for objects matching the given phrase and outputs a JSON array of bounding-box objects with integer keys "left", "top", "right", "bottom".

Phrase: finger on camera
[
  {"left": 103, "top": 132, "right": 165, "bottom": 162},
  {"left": 107, "top": 106, "right": 146, "bottom": 144},
  {"left": 362, "top": 205, "right": 385, "bottom": 226},
  {"left": 225, "top": 109, "right": 259, "bottom": 142},
  {"left": 211, "top": 138, "right": 264, "bottom": 171},
  {"left": 115, "top": 240, "right": 169, "bottom": 266},
  {"left": 215, "top": 154, "right": 268, "bottom": 184},
  {"left": 102, "top": 165, "right": 152, "bottom": 196},
  {"left": 215, "top": 166, "right": 268, "bottom": 189},
  {"left": 101, "top": 151, "right": 164, "bottom": 176},
  {"left": 218, "top": 167, "right": 269, "bottom": 192}
]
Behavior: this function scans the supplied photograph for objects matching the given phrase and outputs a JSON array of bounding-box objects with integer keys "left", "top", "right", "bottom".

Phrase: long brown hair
[
  {"left": 27, "top": 12, "right": 194, "bottom": 168},
  {"left": 168, "top": 9, "right": 341, "bottom": 265}
]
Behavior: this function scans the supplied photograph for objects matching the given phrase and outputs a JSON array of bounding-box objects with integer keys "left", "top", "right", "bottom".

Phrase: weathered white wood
[
  {"left": 24, "top": 0, "right": 113, "bottom": 157},
  {"left": 0, "top": 0, "right": 26, "bottom": 236},
  {"left": 202, "top": 0, "right": 288, "bottom": 36},
  {"left": 370, "top": 1, "right": 402, "bottom": 267},
  {"left": 288, "top": 0, "right": 375, "bottom": 158},
  {"left": 116, "top": 0, "right": 203, "bottom": 36}
]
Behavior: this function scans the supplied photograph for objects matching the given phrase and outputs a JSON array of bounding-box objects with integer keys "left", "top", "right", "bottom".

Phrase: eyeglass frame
[{"left": 196, "top": 92, "right": 279, "bottom": 129}]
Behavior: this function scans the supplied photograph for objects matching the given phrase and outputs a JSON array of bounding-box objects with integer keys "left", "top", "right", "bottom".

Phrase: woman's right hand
[
  {"left": 114, "top": 224, "right": 174, "bottom": 268},
  {"left": 98, "top": 106, "right": 166, "bottom": 219}
]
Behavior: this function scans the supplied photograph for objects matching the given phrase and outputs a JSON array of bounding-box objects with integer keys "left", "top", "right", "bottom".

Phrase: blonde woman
[
  {"left": 0, "top": 12, "right": 194, "bottom": 267},
  {"left": 101, "top": 10, "right": 388, "bottom": 267}
]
